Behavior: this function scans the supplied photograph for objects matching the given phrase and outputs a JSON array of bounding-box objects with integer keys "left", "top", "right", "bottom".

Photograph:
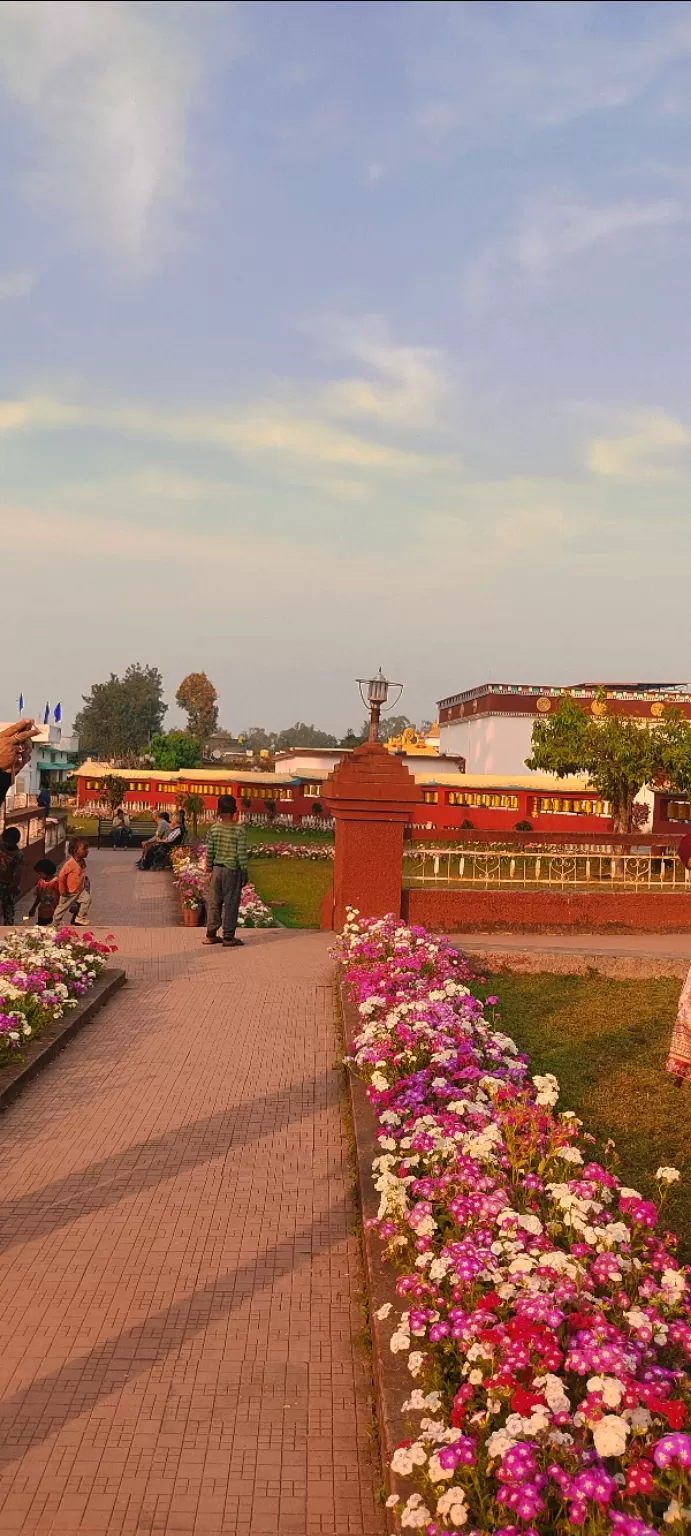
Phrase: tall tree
[
  {"left": 74, "top": 664, "right": 166, "bottom": 759},
  {"left": 526, "top": 696, "right": 691, "bottom": 832},
  {"left": 274, "top": 722, "right": 339, "bottom": 749},
  {"left": 175, "top": 673, "right": 218, "bottom": 743},
  {"left": 150, "top": 731, "right": 202, "bottom": 769}
]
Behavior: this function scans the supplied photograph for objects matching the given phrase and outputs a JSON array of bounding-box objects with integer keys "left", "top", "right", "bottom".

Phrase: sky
[{"left": 2, "top": 0, "right": 691, "bottom": 737}]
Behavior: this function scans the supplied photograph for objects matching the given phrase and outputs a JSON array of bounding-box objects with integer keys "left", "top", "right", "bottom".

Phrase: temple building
[{"left": 437, "top": 682, "right": 691, "bottom": 776}]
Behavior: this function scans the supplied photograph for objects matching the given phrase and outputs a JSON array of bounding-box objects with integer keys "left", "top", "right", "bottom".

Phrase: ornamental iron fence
[{"left": 403, "top": 846, "right": 691, "bottom": 893}]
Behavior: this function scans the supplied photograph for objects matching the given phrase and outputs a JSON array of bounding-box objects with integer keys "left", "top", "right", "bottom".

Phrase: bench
[{"left": 98, "top": 819, "right": 157, "bottom": 849}]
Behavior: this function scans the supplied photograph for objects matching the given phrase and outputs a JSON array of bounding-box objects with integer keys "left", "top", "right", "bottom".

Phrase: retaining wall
[{"left": 402, "top": 887, "right": 691, "bottom": 933}]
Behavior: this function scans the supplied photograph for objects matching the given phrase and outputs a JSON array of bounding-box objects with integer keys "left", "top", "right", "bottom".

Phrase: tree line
[{"left": 72, "top": 664, "right": 424, "bottom": 767}]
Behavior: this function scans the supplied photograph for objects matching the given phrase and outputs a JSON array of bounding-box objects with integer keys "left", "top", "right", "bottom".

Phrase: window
[
  {"left": 157, "top": 783, "right": 170, "bottom": 793},
  {"left": 280, "top": 788, "right": 294, "bottom": 800},
  {"left": 667, "top": 800, "right": 691, "bottom": 822},
  {"left": 447, "top": 790, "right": 518, "bottom": 809},
  {"left": 422, "top": 790, "right": 438, "bottom": 804},
  {"left": 534, "top": 796, "right": 610, "bottom": 817},
  {"left": 304, "top": 783, "right": 321, "bottom": 797}
]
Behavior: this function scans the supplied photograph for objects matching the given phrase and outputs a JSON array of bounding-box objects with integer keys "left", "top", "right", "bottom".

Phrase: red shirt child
[{"left": 29, "top": 859, "right": 60, "bottom": 925}]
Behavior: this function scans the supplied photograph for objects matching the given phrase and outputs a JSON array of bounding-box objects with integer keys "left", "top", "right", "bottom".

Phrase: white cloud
[
  {"left": 404, "top": 1, "right": 691, "bottom": 155},
  {"left": 0, "top": 391, "right": 427, "bottom": 472},
  {"left": 512, "top": 198, "right": 684, "bottom": 276},
  {"left": 313, "top": 314, "right": 446, "bottom": 427},
  {"left": 0, "top": 268, "right": 36, "bottom": 299},
  {"left": 463, "top": 193, "right": 686, "bottom": 310},
  {"left": 588, "top": 411, "right": 691, "bottom": 481},
  {"left": 0, "top": 1, "right": 231, "bottom": 267}
]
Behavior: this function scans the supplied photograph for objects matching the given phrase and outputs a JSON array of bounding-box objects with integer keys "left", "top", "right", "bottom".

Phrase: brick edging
[
  {"left": 0, "top": 968, "right": 127, "bottom": 1112},
  {"left": 340, "top": 981, "right": 414, "bottom": 1532}
]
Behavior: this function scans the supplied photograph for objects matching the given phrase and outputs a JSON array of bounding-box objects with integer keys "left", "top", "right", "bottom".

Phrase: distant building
[
  {"left": 274, "top": 748, "right": 346, "bottom": 778},
  {"left": 204, "top": 731, "right": 249, "bottom": 761},
  {"left": 438, "top": 682, "right": 691, "bottom": 777},
  {"left": 0, "top": 724, "right": 78, "bottom": 809}
]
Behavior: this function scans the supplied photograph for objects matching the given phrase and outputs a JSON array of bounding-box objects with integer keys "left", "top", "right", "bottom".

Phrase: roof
[
  {"left": 413, "top": 772, "right": 593, "bottom": 791},
  {"left": 76, "top": 761, "right": 305, "bottom": 788},
  {"left": 274, "top": 747, "right": 347, "bottom": 759}
]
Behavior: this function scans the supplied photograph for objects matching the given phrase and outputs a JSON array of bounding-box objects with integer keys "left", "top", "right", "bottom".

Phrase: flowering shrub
[
  {"left": 337, "top": 911, "right": 691, "bottom": 1536},
  {"left": 170, "top": 848, "right": 277, "bottom": 926},
  {"left": 237, "top": 884, "right": 278, "bottom": 928},
  {"left": 0, "top": 927, "right": 116, "bottom": 1068},
  {"left": 249, "top": 841, "right": 334, "bottom": 861}
]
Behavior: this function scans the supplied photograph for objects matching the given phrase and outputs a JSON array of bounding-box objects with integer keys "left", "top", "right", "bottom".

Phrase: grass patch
[
  {"left": 248, "top": 858, "right": 333, "bottom": 927},
  {"left": 244, "top": 824, "right": 333, "bottom": 848},
  {"left": 476, "top": 972, "right": 691, "bottom": 1257}
]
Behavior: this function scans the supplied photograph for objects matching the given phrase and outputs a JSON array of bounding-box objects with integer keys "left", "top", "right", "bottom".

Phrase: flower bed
[
  {"left": 0, "top": 927, "right": 117, "bottom": 1069},
  {"left": 249, "top": 841, "right": 334, "bottom": 860},
  {"left": 338, "top": 911, "right": 691, "bottom": 1536},
  {"left": 170, "top": 847, "right": 277, "bottom": 927}
]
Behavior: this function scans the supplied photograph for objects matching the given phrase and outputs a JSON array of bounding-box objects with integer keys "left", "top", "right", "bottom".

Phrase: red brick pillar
[{"left": 319, "top": 742, "right": 422, "bottom": 931}]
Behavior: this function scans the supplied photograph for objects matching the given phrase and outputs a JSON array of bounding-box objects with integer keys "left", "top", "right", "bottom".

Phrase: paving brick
[{"left": 1, "top": 853, "right": 383, "bottom": 1534}]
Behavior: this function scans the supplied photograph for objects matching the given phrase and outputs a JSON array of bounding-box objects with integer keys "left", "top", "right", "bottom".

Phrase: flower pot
[{"left": 182, "top": 905, "right": 203, "bottom": 927}]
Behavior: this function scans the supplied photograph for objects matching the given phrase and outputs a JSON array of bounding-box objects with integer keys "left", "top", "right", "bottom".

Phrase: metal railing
[{"left": 404, "top": 846, "right": 691, "bottom": 893}]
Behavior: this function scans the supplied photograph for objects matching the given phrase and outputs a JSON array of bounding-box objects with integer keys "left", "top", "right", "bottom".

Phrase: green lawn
[
  {"left": 244, "top": 824, "right": 333, "bottom": 848},
  {"left": 248, "top": 858, "right": 333, "bottom": 928},
  {"left": 476, "top": 973, "right": 691, "bottom": 1257}
]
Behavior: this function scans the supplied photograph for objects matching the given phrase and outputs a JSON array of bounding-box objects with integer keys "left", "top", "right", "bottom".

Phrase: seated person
[
  {"left": 149, "top": 810, "right": 185, "bottom": 869},
  {"left": 137, "top": 811, "right": 171, "bottom": 869},
  {"left": 111, "top": 807, "right": 130, "bottom": 848}
]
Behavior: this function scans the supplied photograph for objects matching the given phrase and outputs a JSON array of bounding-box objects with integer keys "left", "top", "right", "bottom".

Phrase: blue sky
[{"left": 2, "top": 0, "right": 691, "bottom": 735}]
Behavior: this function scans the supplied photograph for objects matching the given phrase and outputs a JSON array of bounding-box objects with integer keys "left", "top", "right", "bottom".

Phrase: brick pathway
[{"left": 0, "top": 855, "right": 384, "bottom": 1536}]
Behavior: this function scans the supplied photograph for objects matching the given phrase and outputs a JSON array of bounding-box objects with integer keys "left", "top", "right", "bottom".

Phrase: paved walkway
[
  {"left": 456, "top": 929, "right": 691, "bottom": 978},
  {"left": 0, "top": 854, "right": 384, "bottom": 1536}
]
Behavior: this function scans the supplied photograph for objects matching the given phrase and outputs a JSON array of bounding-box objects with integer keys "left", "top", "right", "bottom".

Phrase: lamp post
[{"left": 357, "top": 668, "right": 403, "bottom": 743}]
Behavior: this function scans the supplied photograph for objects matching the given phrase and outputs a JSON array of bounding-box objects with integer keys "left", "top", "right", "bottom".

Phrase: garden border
[
  {"left": 340, "top": 980, "right": 413, "bottom": 1533},
  {"left": 0, "top": 968, "right": 127, "bottom": 1112}
]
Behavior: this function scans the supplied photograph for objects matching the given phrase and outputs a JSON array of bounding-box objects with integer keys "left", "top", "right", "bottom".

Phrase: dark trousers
[
  {"left": 206, "top": 866, "right": 243, "bottom": 939},
  {"left": 0, "top": 889, "right": 16, "bottom": 925}
]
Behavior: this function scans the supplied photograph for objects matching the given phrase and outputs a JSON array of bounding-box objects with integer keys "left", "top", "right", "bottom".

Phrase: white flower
[
  {"left": 661, "top": 1267, "right": 686, "bottom": 1299},
  {"left": 390, "top": 1330, "right": 411, "bottom": 1353},
  {"left": 587, "top": 1375, "right": 623, "bottom": 1409},
  {"left": 592, "top": 1414, "right": 630, "bottom": 1458},
  {"left": 407, "top": 1351, "right": 425, "bottom": 1377},
  {"left": 665, "top": 1499, "right": 691, "bottom": 1524},
  {"left": 371, "top": 1071, "right": 389, "bottom": 1092},
  {"left": 657, "top": 1167, "right": 681, "bottom": 1184},
  {"left": 376, "top": 1302, "right": 392, "bottom": 1320},
  {"left": 436, "top": 1486, "right": 468, "bottom": 1526},
  {"left": 385, "top": 1494, "right": 400, "bottom": 1509},
  {"left": 400, "top": 1493, "right": 432, "bottom": 1528},
  {"left": 533, "top": 1072, "right": 559, "bottom": 1106},
  {"left": 428, "top": 1452, "right": 454, "bottom": 1483},
  {"left": 559, "top": 1146, "right": 584, "bottom": 1165},
  {"left": 487, "top": 1428, "right": 516, "bottom": 1460}
]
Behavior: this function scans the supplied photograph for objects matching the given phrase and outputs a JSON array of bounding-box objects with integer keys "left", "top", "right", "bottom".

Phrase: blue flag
[
  {"left": 54, "top": 702, "right": 62, "bottom": 724},
  {"left": 18, "top": 693, "right": 24, "bottom": 714},
  {"left": 44, "top": 702, "right": 50, "bottom": 725}
]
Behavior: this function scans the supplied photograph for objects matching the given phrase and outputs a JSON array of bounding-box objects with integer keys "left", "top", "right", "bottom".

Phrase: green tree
[
  {"left": 526, "top": 696, "right": 691, "bottom": 832},
  {"left": 150, "top": 731, "right": 202, "bottom": 770},
  {"left": 180, "top": 792, "right": 205, "bottom": 842},
  {"left": 101, "top": 774, "right": 126, "bottom": 811},
  {"left": 74, "top": 664, "right": 166, "bottom": 758},
  {"left": 175, "top": 673, "right": 218, "bottom": 743},
  {"left": 274, "top": 722, "right": 339, "bottom": 749}
]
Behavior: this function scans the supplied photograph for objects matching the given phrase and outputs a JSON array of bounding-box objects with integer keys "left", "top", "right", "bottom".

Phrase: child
[
  {"left": 0, "top": 827, "right": 23, "bottom": 925},
  {"left": 53, "top": 840, "right": 92, "bottom": 927},
  {"left": 28, "top": 858, "right": 59, "bottom": 925},
  {"left": 203, "top": 795, "right": 248, "bottom": 948}
]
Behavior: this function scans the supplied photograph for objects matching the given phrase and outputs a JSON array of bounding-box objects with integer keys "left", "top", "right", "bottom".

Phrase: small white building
[
  {"left": 1, "top": 724, "right": 77, "bottom": 809},
  {"left": 274, "top": 748, "right": 348, "bottom": 777}
]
